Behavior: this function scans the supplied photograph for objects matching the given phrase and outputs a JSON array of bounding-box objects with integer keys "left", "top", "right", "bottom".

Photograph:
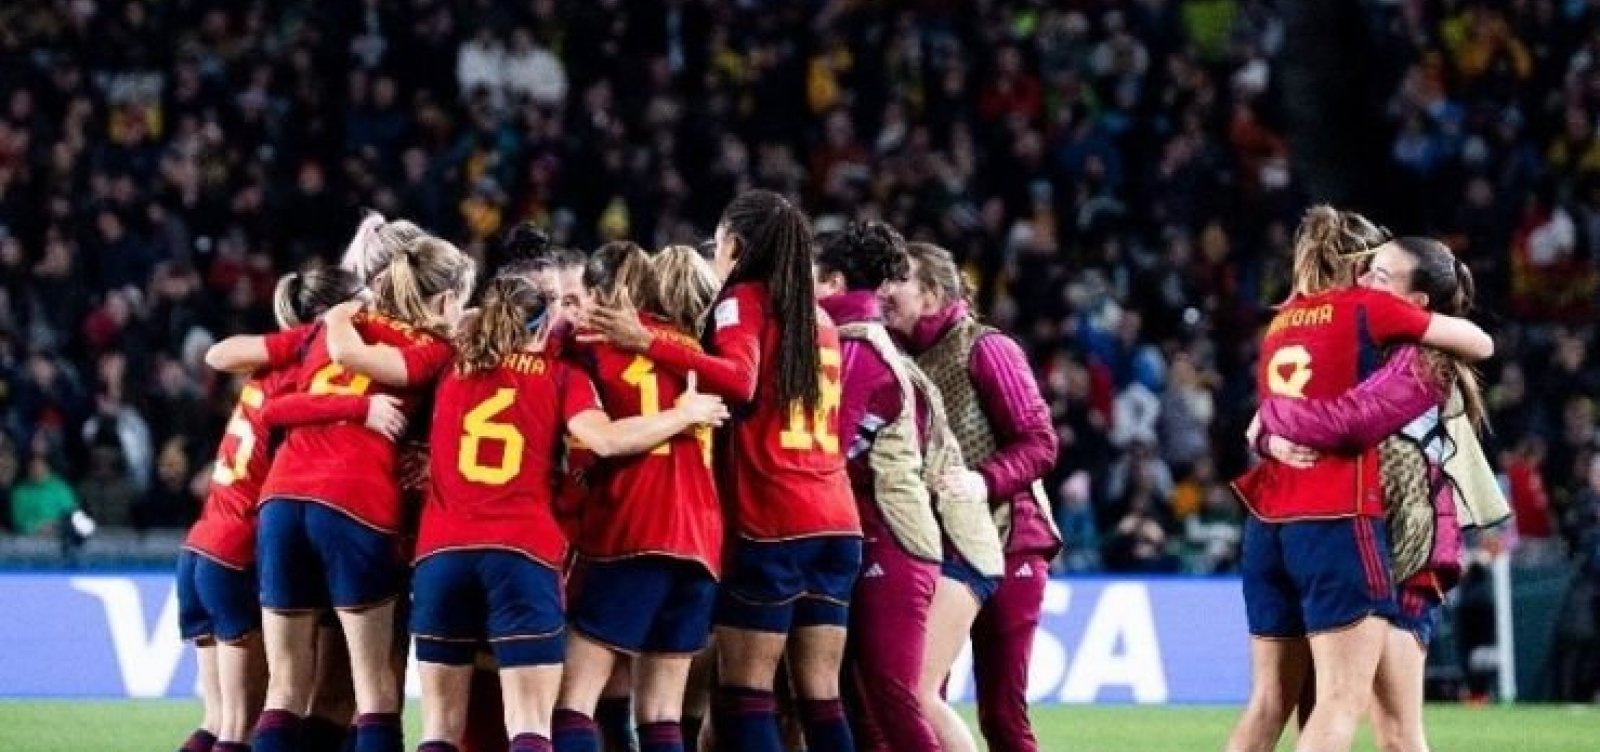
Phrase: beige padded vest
[
  {"left": 914, "top": 316, "right": 1062, "bottom": 547},
  {"left": 905, "top": 359, "right": 1005, "bottom": 577},
  {"left": 837, "top": 322, "right": 942, "bottom": 561},
  {"left": 1442, "top": 387, "right": 1510, "bottom": 529}
]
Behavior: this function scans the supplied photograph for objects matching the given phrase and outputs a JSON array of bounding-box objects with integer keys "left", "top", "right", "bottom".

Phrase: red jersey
[
  {"left": 572, "top": 317, "right": 722, "bottom": 575},
  {"left": 185, "top": 328, "right": 369, "bottom": 568},
  {"left": 645, "top": 282, "right": 859, "bottom": 541},
  {"left": 416, "top": 351, "right": 602, "bottom": 567},
  {"left": 551, "top": 326, "right": 597, "bottom": 543},
  {"left": 1234, "top": 287, "right": 1432, "bottom": 521},
  {"left": 259, "top": 312, "right": 454, "bottom": 532}
]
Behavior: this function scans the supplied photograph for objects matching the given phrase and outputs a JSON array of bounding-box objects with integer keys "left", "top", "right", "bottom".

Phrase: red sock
[
  {"left": 180, "top": 729, "right": 217, "bottom": 752},
  {"left": 510, "top": 733, "right": 552, "bottom": 752}
]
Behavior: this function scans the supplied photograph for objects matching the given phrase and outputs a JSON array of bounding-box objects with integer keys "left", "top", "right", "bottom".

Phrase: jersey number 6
[{"left": 460, "top": 388, "right": 526, "bottom": 485}]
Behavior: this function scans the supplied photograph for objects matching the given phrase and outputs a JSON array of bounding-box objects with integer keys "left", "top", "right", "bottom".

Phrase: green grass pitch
[{"left": 0, "top": 701, "right": 1596, "bottom": 751}]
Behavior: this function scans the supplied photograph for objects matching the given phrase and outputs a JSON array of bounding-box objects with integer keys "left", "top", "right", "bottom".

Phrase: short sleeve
[
  {"left": 262, "top": 324, "right": 316, "bottom": 368},
  {"left": 1359, "top": 289, "right": 1432, "bottom": 345},
  {"left": 560, "top": 365, "right": 604, "bottom": 421},
  {"left": 400, "top": 338, "right": 456, "bottom": 385}
]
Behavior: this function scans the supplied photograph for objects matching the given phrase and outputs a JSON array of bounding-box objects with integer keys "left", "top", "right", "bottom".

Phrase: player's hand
[
  {"left": 364, "top": 394, "right": 408, "bottom": 440},
  {"left": 398, "top": 442, "right": 430, "bottom": 491},
  {"left": 327, "top": 299, "right": 365, "bottom": 323},
  {"left": 589, "top": 292, "right": 653, "bottom": 352},
  {"left": 1265, "top": 434, "right": 1318, "bottom": 469},
  {"left": 675, "top": 371, "right": 730, "bottom": 427},
  {"left": 938, "top": 468, "right": 989, "bottom": 504}
]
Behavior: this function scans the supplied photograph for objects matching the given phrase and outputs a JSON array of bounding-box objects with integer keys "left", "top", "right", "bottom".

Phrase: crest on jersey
[{"left": 714, "top": 298, "right": 740, "bottom": 330}]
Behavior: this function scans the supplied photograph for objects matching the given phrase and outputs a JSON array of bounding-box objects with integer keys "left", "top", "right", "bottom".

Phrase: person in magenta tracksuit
[
  {"left": 883, "top": 241, "right": 1062, "bottom": 752},
  {"left": 814, "top": 222, "right": 945, "bottom": 751}
]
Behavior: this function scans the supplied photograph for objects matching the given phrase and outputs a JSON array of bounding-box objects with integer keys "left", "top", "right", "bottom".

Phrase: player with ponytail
[
  {"left": 1228, "top": 207, "right": 1495, "bottom": 752},
  {"left": 185, "top": 267, "right": 397, "bottom": 752},
  {"left": 551, "top": 242, "right": 725, "bottom": 752},
  {"left": 410, "top": 272, "right": 727, "bottom": 752},
  {"left": 1252, "top": 235, "right": 1496, "bottom": 752}
]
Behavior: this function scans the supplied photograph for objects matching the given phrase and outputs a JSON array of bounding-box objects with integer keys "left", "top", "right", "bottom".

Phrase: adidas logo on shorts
[
  {"left": 1013, "top": 562, "right": 1034, "bottom": 578},
  {"left": 862, "top": 563, "right": 886, "bottom": 579}
]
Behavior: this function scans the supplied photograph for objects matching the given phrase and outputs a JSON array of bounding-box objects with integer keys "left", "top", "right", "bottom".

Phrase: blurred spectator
[
  {"left": 1055, "top": 471, "right": 1101, "bottom": 573},
  {"left": 134, "top": 437, "right": 197, "bottom": 531},
  {"left": 0, "top": 435, "right": 17, "bottom": 531},
  {"left": 76, "top": 427, "right": 139, "bottom": 529},
  {"left": 0, "top": 0, "right": 1596, "bottom": 579},
  {"left": 1159, "top": 353, "right": 1216, "bottom": 471},
  {"left": 1185, "top": 484, "right": 1244, "bottom": 574},
  {"left": 1505, "top": 436, "right": 1561, "bottom": 564},
  {"left": 8, "top": 449, "right": 78, "bottom": 537},
  {"left": 80, "top": 369, "right": 153, "bottom": 493},
  {"left": 1102, "top": 493, "right": 1180, "bottom": 574}
]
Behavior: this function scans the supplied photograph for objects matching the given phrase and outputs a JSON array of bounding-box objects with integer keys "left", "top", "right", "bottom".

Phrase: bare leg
[
  {"left": 1226, "top": 637, "right": 1312, "bottom": 752},
  {"left": 1370, "top": 627, "right": 1430, "bottom": 752},
  {"left": 1298, "top": 617, "right": 1389, "bottom": 752},
  {"left": 919, "top": 579, "right": 983, "bottom": 752},
  {"left": 419, "top": 662, "right": 473, "bottom": 747}
]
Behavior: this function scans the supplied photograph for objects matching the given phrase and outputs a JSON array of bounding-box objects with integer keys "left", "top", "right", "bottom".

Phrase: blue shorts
[
  {"left": 258, "top": 499, "right": 400, "bottom": 611},
  {"left": 941, "top": 555, "right": 1000, "bottom": 604},
  {"left": 411, "top": 550, "right": 565, "bottom": 668},
  {"left": 715, "top": 536, "right": 863, "bottom": 633},
  {"left": 176, "top": 549, "right": 261, "bottom": 643},
  {"left": 570, "top": 556, "right": 716, "bottom": 655},
  {"left": 1392, "top": 584, "right": 1443, "bottom": 646},
  {"left": 1241, "top": 516, "right": 1398, "bottom": 638}
]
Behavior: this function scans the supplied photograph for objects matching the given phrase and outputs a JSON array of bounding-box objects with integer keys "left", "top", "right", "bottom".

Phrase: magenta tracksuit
[
  {"left": 1260, "top": 345, "right": 1463, "bottom": 635},
  {"left": 823, "top": 291, "right": 942, "bottom": 751},
  {"left": 906, "top": 303, "right": 1062, "bottom": 752}
]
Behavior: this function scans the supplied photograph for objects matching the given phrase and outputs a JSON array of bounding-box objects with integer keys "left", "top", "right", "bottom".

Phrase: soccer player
[
  {"left": 810, "top": 222, "right": 944, "bottom": 751},
  {"left": 181, "top": 269, "right": 384, "bottom": 752},
  {"left": 552, "top": 242, "right": 724, "bottom": 752},
  {"left": 1228, "top": 207, "right": 1493, "bottom": 752},
  {"left": 588, "top": 190, "right": 859, "bottom": 752},
  {"left": 881, "top": 241, "right": 1060, "bottom": 752},
  {"left": 1253, "top": 236, "right": 1497, "bottom": 752},
  {"left": 210, "top": 235, "right": 475, "bottom": 752},
  {"left": 409, "top": 272, "right": 728, "bottom": 752}
]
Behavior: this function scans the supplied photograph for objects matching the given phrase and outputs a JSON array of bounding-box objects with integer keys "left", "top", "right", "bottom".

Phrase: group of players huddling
[
  {"left": 173, "top": 188, "right": 1063, "bottom": 752},
  {"left": 173, "top": 187, "right": 1505, "bottom": 752}
]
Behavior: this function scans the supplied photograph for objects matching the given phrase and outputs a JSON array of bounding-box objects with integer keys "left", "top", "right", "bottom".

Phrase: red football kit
[
  {"left": 1234, "top": 287, "right": 1432, "bottom": 521},
  {"left": 570, "top": 316, "right": 722, "bottom": 576},
  {"left": 184, "top": 346, "right": 369, "bottom": 569},
  {"left": 259, "top": 312, "right": 455, "bottom": 532},
  {"left": 643, "top": 282, "right": 858, "bottom": 541},
  {"left": 416, "top": 350, "right": 603, "bottom": 569}
]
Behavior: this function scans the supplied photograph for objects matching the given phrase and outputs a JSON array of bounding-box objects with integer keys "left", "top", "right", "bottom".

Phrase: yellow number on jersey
[
  {"left": 779, "top": 347, "right": 843, "bottom": 454},
  {"left": 624, "top": 355, "right": 714, "bottom": 465},
  {"left": 622, "top": 356, "right": 671, "bottom": 457},
  {"left": 211, "top": 385, "right": 265, "bottom": 486},
  {"left": 309, "top": 363, "right": 372, "bottom": 396},
  {"left": 459, "top": 388, "right": 526, "bottom": 485},
  {"left": 1266, "top": 345, "right": 1313, "bottom": 399}
]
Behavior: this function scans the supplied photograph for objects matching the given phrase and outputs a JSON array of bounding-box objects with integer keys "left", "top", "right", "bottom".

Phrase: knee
[
  {"left": 793, "top": 669, "right": 841, "bottom": 700},
  {"left": 1370, "top": 714, "right": 1424, "bottom": 752}
]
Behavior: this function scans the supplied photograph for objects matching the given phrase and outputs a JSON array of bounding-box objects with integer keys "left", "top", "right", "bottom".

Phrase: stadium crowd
[{"left": 0, "top": 0, "right": 1597, "bottom": 597}]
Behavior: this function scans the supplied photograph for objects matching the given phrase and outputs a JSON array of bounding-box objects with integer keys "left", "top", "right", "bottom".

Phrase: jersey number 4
[
  {"left": 780, "top": 347, "right": 843, "bottom": 454},
  {"left": 459, "top": 388, "right": 526, "bottom": 485}
]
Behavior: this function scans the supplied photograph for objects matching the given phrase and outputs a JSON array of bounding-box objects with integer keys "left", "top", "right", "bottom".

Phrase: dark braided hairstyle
[
  {"left": 719, "top": 189, "right": 822, "bottom": 412},
  {"left": 814, "top": 220, "right": 910, "bottom": 291}
]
